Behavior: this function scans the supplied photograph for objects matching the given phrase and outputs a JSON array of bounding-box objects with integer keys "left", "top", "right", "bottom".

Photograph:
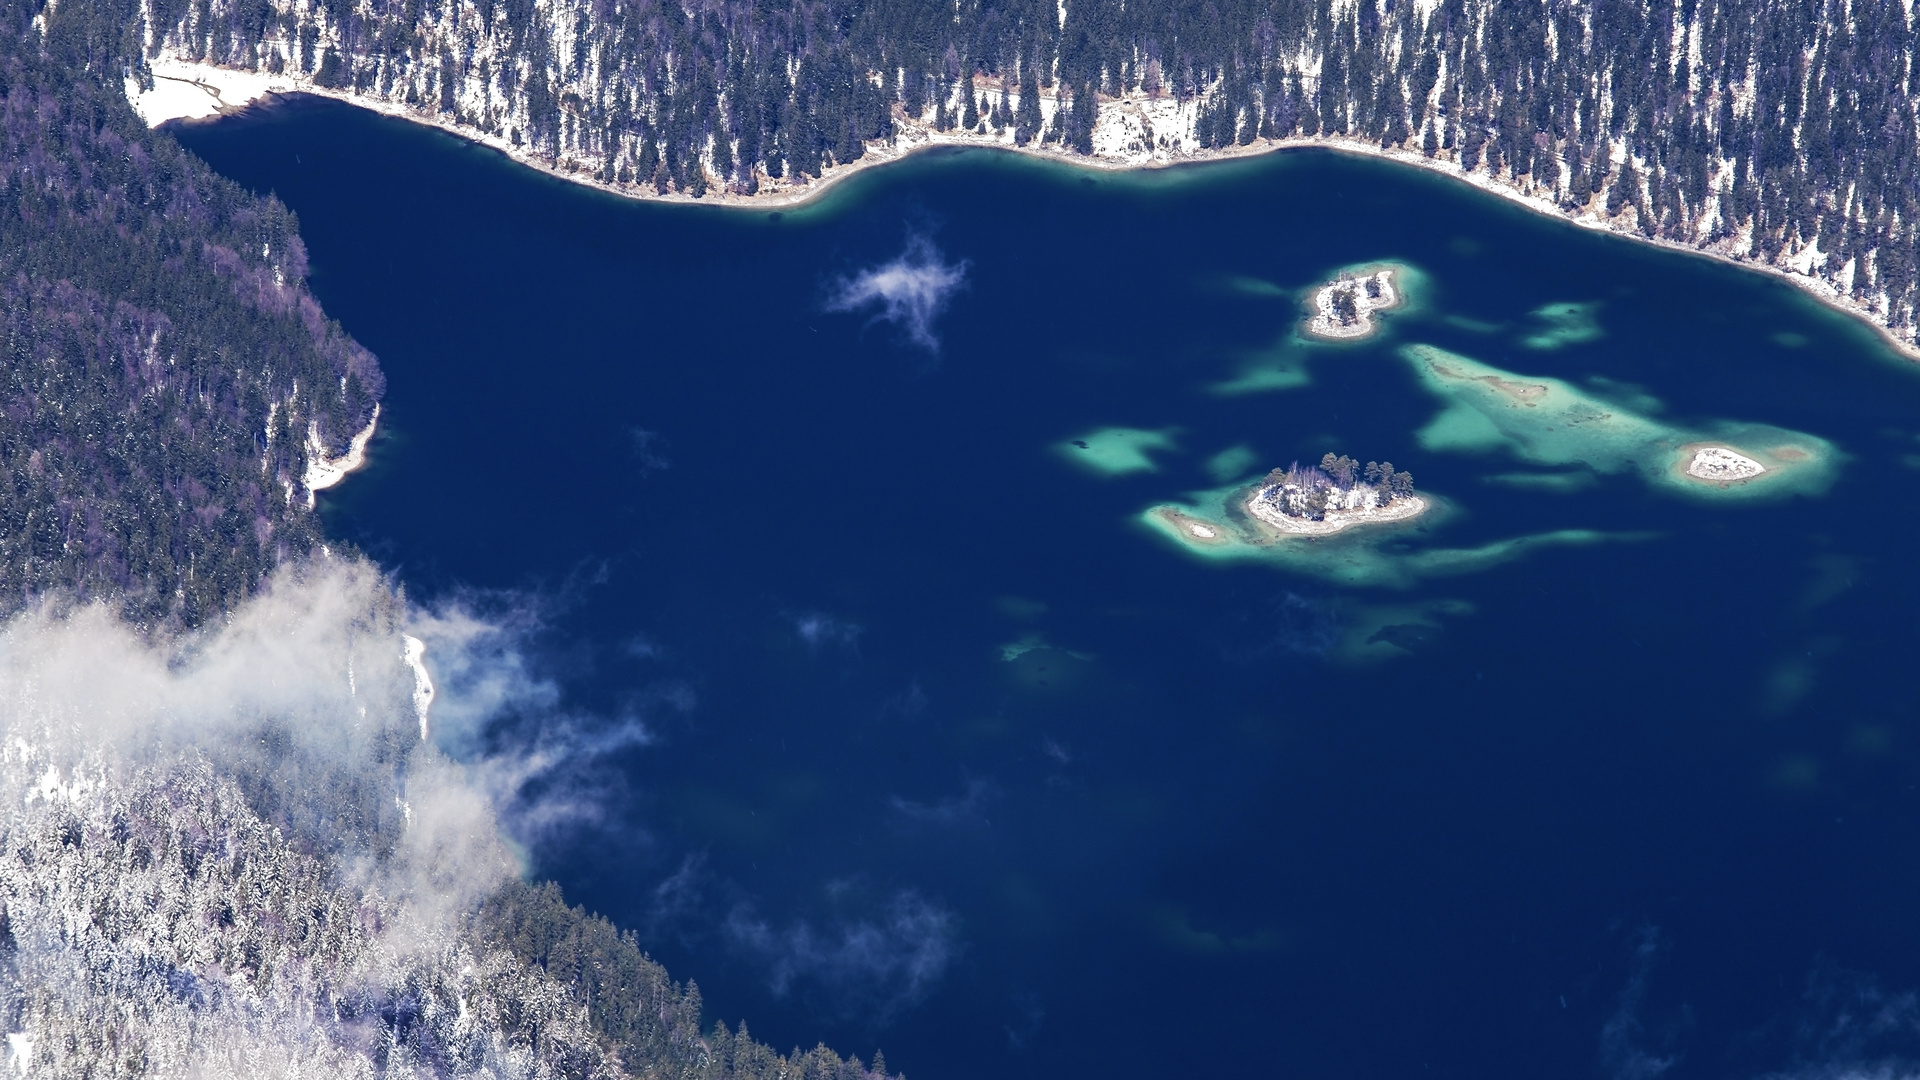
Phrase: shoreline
[
  {"left": 133, "top": 56, "right": 1920, "bottom": 362},
  {"left": 1244, "top": 491, "right": 1430, "bottom": 537},
  {"left": 303, "top": 404, "right": 379, "bottom": 506}
]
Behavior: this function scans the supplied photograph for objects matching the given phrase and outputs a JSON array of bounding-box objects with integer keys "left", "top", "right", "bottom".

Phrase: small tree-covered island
[
  {"left": 1306, "top": 267, "right": 1404, "bottom": 340},
  {"left": 1247, "top": 454, "right": 1429, "bottom": 536}
]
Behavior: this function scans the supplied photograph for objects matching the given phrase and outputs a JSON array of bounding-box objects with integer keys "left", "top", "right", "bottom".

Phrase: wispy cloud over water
[
  {"left": 1747, "top": 960, "right": 1920, "bottom": 1080},
  {"left": 826, "top": 235, "right": 968, "bottom": 352},
  {"left": 726, "top": 885, "right": 959, "bottom": 1023},
  {"left": 411, "top": 588, "right": 687, "bottom": 846},
  {"left": 1600, "top": 926, "right": 1681, "bottom": 1080},
  {"left": 790, "top": 609, "right": 864, "bottom": 654},
  {"left": 889, "top": 777, "right": 999, "bottom": 830},
  {"left": 628, "top": 426, "right": 671, "bottom": 476}
]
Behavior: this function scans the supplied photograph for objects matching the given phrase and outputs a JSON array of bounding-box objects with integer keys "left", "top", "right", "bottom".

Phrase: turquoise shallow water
[{"left": 183, "top": 100, "right": 1920, "bottom": 1080}]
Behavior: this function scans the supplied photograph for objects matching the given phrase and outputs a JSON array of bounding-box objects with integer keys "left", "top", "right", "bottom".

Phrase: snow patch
[
  {"left": 303, "top": 404, "right": 378, "bottom": 507},
  {"left": 402, "top": 634, "right": 434, "bottom": 742},
  {"left": 27, "top": 765, "right": 89, "bottom": 806},
  {"left": 124, "top": 55, "right": 292, "bottom": 125}
]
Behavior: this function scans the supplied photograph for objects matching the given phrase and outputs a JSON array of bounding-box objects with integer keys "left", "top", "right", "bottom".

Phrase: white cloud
[{"left": 825, "top": 235, "right": 969, "bottom": 352}]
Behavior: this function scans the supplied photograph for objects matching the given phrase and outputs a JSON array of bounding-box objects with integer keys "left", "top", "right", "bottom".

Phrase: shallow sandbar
[{"left": 1149, "top": 506, "right": 1234, "bottom": 544}]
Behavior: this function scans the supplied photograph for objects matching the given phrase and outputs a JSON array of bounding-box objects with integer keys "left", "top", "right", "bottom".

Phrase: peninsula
[
  {"left": 1305, "top": 267, "right": 1403, "bottom": 340},
  {"left": 1246, "top": 454, "right": 1429, "bottom": 536}
]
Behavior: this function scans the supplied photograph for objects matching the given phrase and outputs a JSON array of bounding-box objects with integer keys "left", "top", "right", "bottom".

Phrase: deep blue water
[{"left": 180, "top": 99, "right": 1920, "bottom": 1080}]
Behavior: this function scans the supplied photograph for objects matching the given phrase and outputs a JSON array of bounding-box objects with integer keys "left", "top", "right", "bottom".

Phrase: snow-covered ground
[
  {"left": 1246, "top": 491, "right": 1430, "bottom": 537},
  {"left": 302, "top": 404, "right": 378, "bottom": 507},
  {"left": 1306, "top": 268, "right": 1402, "bottom": 339},
  {"left": 402, "top": 633, "right": 434, "bottom": 741},
  {"left": 125, "top": 54, "right": 292, "bottom": 123},
  {"left": 1682, "top": 445, "right": 1768, "bottom": 482}
]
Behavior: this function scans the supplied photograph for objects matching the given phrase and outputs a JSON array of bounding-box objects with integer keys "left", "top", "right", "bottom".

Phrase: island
[
  {"left": 1246, "top": 454, "right": 1429, "bottom": 536},
  {"left": 1675, "top": 443, "right": 1770, "bottom": 485},
  {"left": 1305, "top": 267, "right": 1403, "bottom": 340}
]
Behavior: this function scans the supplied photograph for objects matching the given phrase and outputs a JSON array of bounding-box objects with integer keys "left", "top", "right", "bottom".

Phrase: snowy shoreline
[
  {"left": 127, "top": 53, "right": 1920, "bottom": 363},
  {"left": 1244, "top": 491, "right": 1430, "bottom": 537},
  {"left": 1676, "top": 443, "right": 1771, "bottom": 486},
  {"left": 302, "top": 404, "right": 378, "bottom": 507}
]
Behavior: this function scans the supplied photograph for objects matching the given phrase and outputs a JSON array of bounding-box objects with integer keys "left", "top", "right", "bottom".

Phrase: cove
[{"left": 178, "top": 96, "right": 1920, "bottom": 1080}]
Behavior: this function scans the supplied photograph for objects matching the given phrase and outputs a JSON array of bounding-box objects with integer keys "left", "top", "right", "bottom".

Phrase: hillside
[
  {"left": 0, "top": 565, "right": 898, "bottom": 1078},
  {"left": 0, "top": 2, "right": 899, "bottom": 1074}
]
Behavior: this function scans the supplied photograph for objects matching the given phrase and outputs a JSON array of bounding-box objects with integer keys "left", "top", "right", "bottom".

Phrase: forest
[
  {"left": 0, "top": 0, "right": 380, "bottom": 628},
  {"left": 135, "top": 0, "right": 1920, "bottom": 342},
  {"left": 0, "top": 1, "right": 905, "bottom": 1074}
]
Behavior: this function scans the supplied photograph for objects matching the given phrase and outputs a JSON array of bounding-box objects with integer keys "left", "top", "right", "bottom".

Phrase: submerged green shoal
[{"left": 1402, "top": 344, "right": 1841, "bottom": 500}]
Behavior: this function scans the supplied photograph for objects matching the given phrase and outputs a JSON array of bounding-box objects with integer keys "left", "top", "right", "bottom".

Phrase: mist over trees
[{"left": 0, "top": 564, "right": 907, "bottom": 1079}]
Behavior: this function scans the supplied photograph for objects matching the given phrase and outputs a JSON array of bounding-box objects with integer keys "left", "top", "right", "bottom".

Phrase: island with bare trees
[{"left": 1246, "top": 453, "right": 1428, "bottom": 536}]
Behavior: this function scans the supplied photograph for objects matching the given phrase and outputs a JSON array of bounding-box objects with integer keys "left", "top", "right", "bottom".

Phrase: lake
[{"left": 179, "top": 99, "right": 1920, "bottom": 1080}]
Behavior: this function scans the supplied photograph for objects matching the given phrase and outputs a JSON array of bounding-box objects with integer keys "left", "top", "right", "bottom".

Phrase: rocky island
[
  {"left": 1677, "top": 443, "right": 1769, "bottom": 484},
  {"left": 1246, "top": 454, "right": 1429, "bottom": 536},
  {"left": 1306, "top": 267, "right": 1403, "bottom": 340}
]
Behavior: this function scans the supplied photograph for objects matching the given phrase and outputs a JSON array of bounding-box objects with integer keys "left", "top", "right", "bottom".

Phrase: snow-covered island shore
[
  {"left": 1245, "top": 454, "right": 1428, "bottom": 537},
  {"left": 1305, "top": 266, "right": 1404, "bottom": 340},
  {"left": 1676, "top": 443, "right": 1770, "bottom": 486}
]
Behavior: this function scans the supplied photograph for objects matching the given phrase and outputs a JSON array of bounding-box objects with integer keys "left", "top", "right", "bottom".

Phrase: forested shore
[{"left": 131, "top": 0, "right": 1920, "bottom": 347}]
